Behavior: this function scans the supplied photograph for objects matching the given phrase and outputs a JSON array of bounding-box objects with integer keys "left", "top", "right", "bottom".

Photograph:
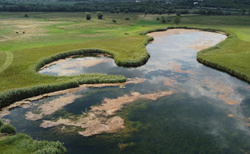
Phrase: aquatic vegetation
[
  {"left": 0, "top": 133, "right": 66, "bottom": 154},
  {"left": 0, "top": 124, "right": 16, "bottom": 134},
  {"left": 39, "top": 90, "right": 173, "bottom": 137}
]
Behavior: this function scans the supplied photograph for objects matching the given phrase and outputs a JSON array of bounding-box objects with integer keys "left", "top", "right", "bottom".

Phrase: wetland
[{"left": 2, "top": 29, "right": 250, "bottom": 153}]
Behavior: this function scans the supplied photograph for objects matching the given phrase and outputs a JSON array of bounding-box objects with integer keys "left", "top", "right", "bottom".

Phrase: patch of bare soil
[
  {"left": 40, "top": 90, "right": 174, "bottom": 137},
  {"left": 0, "top": 19, "right": 61, "bottom": 42}
]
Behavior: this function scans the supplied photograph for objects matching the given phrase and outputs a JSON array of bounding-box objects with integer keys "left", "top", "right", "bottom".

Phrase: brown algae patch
[
  {"left": 147, "top": 29, "right": 198, "bottom": 38},
  {"left": 60, "top": 58, "right": 112, "bottom": 69},
  {"left": 199, "top": 76, "right": 242, "bottom": 105},
  {"left": 25, "top": 93, "right": 82, "bottom": 121},
  {"left": 40, "top": 90, "right": 174, "bottom": 137},
  {"left": 0, "top": 77, "right": 146, "bottom": 118},
  {"left": 39, "top": 55, "right": 113, "bottom": 73},
  {"left": 188, "top": 32, "right": 226, "bottom": 51}
]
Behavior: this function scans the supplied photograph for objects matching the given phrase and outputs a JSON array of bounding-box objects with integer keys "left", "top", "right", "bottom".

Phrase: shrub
[
  {"left": 96, "top": 11, "right": 103, "bottom": 19},
  {"left": 124, "top": 9, "right": 129, "bottom": 13},
  {"left": 0, "top": 119, "right": 3, "bottom": 127},
  {"left": 24, "top": 14, "right": 29, "bottom": 17},
  {"left": 160, "top": 16, "right": 166, "bottom": 23},
  {"left": 85, "top": 12, "right": 91, "bottom": 20},
  {"left": 174, "top": 16, "right": 181, "bottom": 25},
  {"left": 0, "top": 124, "right": 16, "bottom": 134},
  {"left": 125, "top": 17, "right": 130, "bottom": 20},
  {"left": 156, "top": 17, "right": 160, "bottom": 21},
  {"left": 112, "top": 19, "right": 116, "bottom": 23}
]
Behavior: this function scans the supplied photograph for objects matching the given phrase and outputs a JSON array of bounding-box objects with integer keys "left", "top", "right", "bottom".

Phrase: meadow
[{"left": 0, "top": 12, "right": 250, "bottom": 153}]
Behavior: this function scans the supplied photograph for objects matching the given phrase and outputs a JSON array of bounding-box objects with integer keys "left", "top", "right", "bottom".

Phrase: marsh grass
[
  {"left": 0, "top": 124, "right": 16, "bottom": 135},
  {"left": 0, "top": 133, "right": 66, "bottom": 154}
]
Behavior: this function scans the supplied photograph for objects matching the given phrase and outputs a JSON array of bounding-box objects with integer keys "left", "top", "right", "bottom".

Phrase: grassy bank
[
  {"left": 197, "top": 31, "right": 250, "bottom": 83},
  {"left": 0, "top": 119, "right": 66, "bottom": 154},
  {"left": 0, "top": 133, "right": 66, "bottom": 153}
]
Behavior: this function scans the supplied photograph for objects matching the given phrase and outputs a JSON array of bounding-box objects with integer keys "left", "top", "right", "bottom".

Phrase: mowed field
[{"left": 0, "top": 12, "right": 250, "bottom": 96}]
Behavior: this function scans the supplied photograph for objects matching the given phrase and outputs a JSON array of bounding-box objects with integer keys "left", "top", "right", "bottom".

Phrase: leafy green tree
[
  {"left": 85, "top": 12, "right": 91, "bottom": 20},
  {"left": 160, "top": 16, "right": 166, "bottom": 23},
  {"left": 174, "top": 16, "right": 181, "bottom": 25},
  {"left": 124, "top": 9, "right": 129, "bottom": 13},
  {"left": 96, "top": 11, "right": 103, "bottom": 19}
]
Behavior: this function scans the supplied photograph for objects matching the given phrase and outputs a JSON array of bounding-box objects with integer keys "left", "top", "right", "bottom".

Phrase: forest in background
[{"left": 0, "top": 0, "right": 249, "bottom": 15}]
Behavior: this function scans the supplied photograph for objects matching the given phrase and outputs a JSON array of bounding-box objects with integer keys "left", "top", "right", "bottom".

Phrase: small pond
[{"left": 2, "top": 29, "right": 250, "bottom": 153}]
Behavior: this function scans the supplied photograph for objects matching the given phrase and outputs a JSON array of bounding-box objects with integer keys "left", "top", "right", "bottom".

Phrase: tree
[
  {"left": 85, "top": 12, "right": 91, "bottom": 20},
  {"left": 174, "top": 16, "right": 181, "bottom": 25},
  {"left": 96, "top": 11, "right": 103, "bottom": 19},
  {"left": 124, "top": 9, "right": 129, "bottom": 13},
  {"left": 160, "top": 16, "right": 166, "bottom": 23}
]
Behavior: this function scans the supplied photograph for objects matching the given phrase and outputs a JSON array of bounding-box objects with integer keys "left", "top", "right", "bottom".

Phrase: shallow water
[{"left": 3, "top": 29, "right": 250, "bottom": 153}]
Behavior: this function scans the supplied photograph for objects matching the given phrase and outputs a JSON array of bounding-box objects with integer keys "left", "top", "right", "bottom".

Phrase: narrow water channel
[{"left": 2, "top": 29, "right": 250, "bottom": 153}]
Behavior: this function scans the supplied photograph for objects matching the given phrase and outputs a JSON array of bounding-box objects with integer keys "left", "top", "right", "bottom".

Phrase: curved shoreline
[{"left": 0, "top": 27, "right": 248, "bottom": 109}]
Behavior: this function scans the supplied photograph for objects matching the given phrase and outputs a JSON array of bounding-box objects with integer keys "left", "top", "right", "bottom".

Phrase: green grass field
[{"left": 0, "top": 12, "right": 250, "bottom": 106}]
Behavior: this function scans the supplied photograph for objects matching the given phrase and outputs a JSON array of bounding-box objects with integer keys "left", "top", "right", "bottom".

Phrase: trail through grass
[{"left": 0, "top": 51, "right": 13, "bottom": 73}]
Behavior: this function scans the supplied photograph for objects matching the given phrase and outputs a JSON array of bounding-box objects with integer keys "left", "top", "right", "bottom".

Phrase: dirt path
[{"left": 0, "top": 51, "right": 13, "bottom": 73}]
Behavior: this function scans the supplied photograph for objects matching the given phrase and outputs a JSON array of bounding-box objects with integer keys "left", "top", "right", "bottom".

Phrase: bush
[
  {"left": 160, "top": 16, "right": 166, "bottom": 23},
  {"left": 112, "top": 19, "right": 116, "bottom": 23},
  {"left": 85, "top": 12, "right": 91, "bottom": 20},
  {"left": 0, "top": 119, "right": 3, "bottom": 127},
  {"left": 125, "top": 17, "right": 130, "bottom": 20},
  {"left": 156, "top": 17, "right": 160, "bottom": 20},
  {"left": 174, "top": 16, "right": 181, "bottom": 25},
  {"left": 0, "top": 124, "right": 16, "bottom": 134},
  {"left": 96, "top": 11, "right": 103, "bottom": 19},
  {"left": 24, "top": 14, "right": 29, "bottom": 17},
  {"left": 124, "top": 9, "right": 129, "bottom": 13}
]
